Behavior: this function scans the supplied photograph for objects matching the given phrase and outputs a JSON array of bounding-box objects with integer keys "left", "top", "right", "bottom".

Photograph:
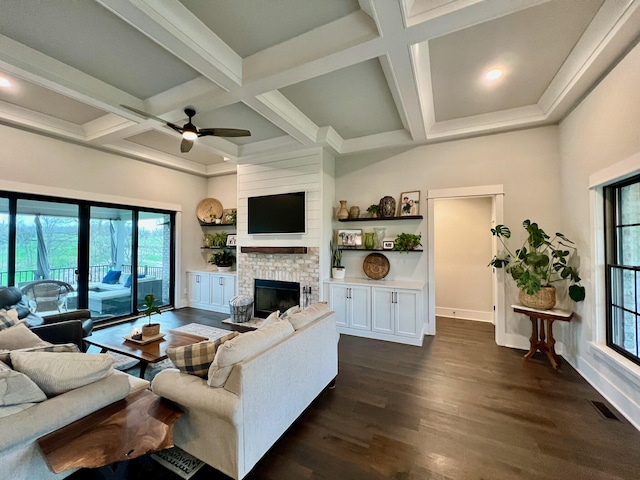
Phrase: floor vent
[{"left": 590, "top": 400, "right": 620, "bottom": 421}]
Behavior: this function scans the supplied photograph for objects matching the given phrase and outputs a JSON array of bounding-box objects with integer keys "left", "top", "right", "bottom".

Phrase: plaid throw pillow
[
  {"left": 167, "top": 331, "right": 238, "bottom": 378},
  {"left": 0, "top": 309, "right": 20, "bottom": 331}
]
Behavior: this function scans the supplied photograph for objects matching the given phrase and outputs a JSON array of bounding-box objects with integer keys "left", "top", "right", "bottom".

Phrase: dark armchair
[{"left": 0, "top": 286, "right": 93, "bottom": 351}]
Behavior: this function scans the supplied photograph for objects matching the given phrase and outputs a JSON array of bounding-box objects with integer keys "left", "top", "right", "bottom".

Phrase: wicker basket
[
  {"left": 519, "top": 286, "right": 556, "bottom": 310},
  {"left": 142, "top": 323, "right": 160, "bottom": 337},
  {"left": 229, "top": 295, "right": 253, "bottom": 323}
]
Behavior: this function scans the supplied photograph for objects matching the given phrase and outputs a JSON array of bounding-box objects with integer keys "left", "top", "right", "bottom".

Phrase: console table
[{"left": 512, "top": 304, "right": 573, "bottom": 369}]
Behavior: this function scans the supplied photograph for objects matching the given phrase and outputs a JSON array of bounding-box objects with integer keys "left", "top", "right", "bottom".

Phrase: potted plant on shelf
[
  {"left": 330, "top": 241, "right": 345, "bottom": 279},
  {"left": 212, "top": 232, "right": 228, "bottom": 248},
  {"left": 392, "top": 233, "right": 422, "bottom": 252},
  {"left": 210, "top": 248, "right": 235, "bottom": 272},
  {"left": 141, "top": 293, "right": 161, "bottom": 337},
  {"left": 489, "top": 219, "right": 586, "bottom": 310},
  {"left": 367, "top": 204, "right": 380, "bottom": 218}
]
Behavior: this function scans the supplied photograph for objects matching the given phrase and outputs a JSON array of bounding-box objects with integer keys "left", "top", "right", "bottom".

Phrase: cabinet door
[
  {"left": 348, "top": 285, "right": 371, "bottom": 330},
  {"left": 328, "top": 283, "right": 350, "bottom": 328},
  {"left": 395, "top": 290, "right": 420, "bottom": 337},
  {"left": 209, "top": 274, "right": 225, "bottom": 307},
  {"left": 371, "top": 287, "right": 394, "bottom": 334},
  {"left": 220, "top": 275, "right": 236, "bottom": 308},
  {"left": 188, "top": 273, "right": 210, "bottom": 304}
]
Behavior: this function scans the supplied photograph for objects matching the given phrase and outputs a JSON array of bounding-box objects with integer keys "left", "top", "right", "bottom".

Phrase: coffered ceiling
[{"left": 0, "top": 0, "right": 638, "bottom": 176}]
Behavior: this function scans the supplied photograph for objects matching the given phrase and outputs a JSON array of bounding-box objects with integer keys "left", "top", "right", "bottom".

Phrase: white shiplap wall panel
[{"left": 237, "top": 149, "right": 323, "bottom": 247}]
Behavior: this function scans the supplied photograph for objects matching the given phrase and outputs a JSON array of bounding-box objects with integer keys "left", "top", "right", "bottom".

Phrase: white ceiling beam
[
  {"left": 96, "top": 0, "right": 242, "bottom": 90},
  {"left": 238, "top": 136, "right": 310, "bottom": 160},
  {"left": 0, "top": 101, "right": 86, "bottom": 140},
  {"left": 341, "top": 129, "right": 413, "bottom": 154},
  {"left": 83, "top": 114, "right": 135, "bottom": 141},
  {"left": 106, "top": 140, "right": 210, "bottom": 176},
  {"left": 248, "top": 92, "right": 318, "bottom": 145}
]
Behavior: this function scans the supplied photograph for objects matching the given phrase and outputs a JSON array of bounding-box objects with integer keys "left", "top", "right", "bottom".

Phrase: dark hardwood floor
[{"left": 69, "top": 310, "right": 640, "bottom": 480}]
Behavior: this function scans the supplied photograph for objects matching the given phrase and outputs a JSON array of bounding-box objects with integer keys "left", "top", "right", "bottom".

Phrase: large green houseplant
[{"left": 489, "top": 220, "right": 585, "bottom": 308}]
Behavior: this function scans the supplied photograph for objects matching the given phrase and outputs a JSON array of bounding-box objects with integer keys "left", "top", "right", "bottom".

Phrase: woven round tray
[
  {"left": 196, "top": 198, "right": 223, "bottom": 223},
  {"left": 363, "top": 253, "right": 390, "bottom": 280}
]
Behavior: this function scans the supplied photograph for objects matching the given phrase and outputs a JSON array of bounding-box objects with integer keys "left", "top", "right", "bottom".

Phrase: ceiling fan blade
[
  {"left": 180, "top": 138, "right": 194, "bottom": 153},
  {"left": 120, "top": 104, "right": 183, "bottom": 132},
  {"left": 198, "top": 128, "right": 251, "bottom": 138}
]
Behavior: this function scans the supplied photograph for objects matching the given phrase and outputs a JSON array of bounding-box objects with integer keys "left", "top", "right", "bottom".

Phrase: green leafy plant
[
  {"left": 212, "top": 232, "right": 228, "bottom": 248},
  {"left": 489, "top": 220, "right": 585, "bottom": 302},
  {"left": 330, "top": 240, "right": 343, "bottom": 268},
  {"left": 392, "top": 233, "right": 422, "bottom": 252},
  {"left": 209, "top": 248, "right": 235, "bottom": 267},
  {"left": 367, "top": 204, "right": 380, "bottom": 216},
  {"left": 142, "top": 294, "right": 161, "bottom": 325}
]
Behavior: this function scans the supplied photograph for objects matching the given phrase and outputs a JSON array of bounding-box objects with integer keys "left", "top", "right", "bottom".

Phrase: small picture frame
[
  {"left": 226, "top": 234, "right": 237, "bottom": 247},
  {"left": 337, "top": 229, "right": 362, "bottom": 248},
  {"left": 383, "top": 240, "right": 395, "bottom": 250},
  {"left": 399, "top": 191, "right": 420, "bottom": 216},
  {"left": 221, "top": 208, "right": 237, "bottom": 225}
]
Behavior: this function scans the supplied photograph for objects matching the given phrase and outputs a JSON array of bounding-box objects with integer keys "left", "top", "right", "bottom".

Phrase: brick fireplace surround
[{"left": 237, "top": 248, "right": 320, "bottom": 307}]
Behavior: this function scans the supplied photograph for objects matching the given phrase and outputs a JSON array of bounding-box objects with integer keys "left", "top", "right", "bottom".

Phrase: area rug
[
  {"left": 170, "top": 322, "right": 235, "bottom": 339},
  {"left": 151, "top": 446, "right": 204, "bottom": 480},
  {"left": 222, "top": 317, "right": 264, "bottom": 329}
]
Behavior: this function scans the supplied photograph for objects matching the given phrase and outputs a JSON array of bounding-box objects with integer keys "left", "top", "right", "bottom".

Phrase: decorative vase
[
  {"left": 519, "top": 285, "right": 556, "bottom": 310},
  {"left": 349, "top": 206, "right": 360, "bottom": 219},
  {"left": 374, "top": 227, "right": 386, "bottom": 249},
  {"left": 337, "top": 200, "right": 349, "bottom": 220},
  {"left": 142, "top": 322, "right": 160, "bottom": 338},
  {"left": 379, "top": 196, "right": 396, "bottom": 217},
  {"left": 364, "top": 232, "right": 375, "bottom": 249},
  {"left": 217, "top": 265, "right": 232, "bottom": 272},
  {"left": 332, "top": 267, "right": 346, "bottom": 279}
]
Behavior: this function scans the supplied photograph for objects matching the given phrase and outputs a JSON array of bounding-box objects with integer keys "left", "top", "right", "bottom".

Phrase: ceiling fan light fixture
[
  {"left": 182, "top": 130, "right": 197, "bottom": 141},
  {"left": 0, "top": 77, "right": 11, "bottom": 88},
  {"left": 485, "top": 68, "right": 503, "bottom": 81}
]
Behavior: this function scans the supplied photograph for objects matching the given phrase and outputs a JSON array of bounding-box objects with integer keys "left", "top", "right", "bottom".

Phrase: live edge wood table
[
  {"left": 38, "top": 389, "right": 182, "bottom": 480},
  {"left": 512, "top": 304, "right": 573, "bottom": 369}
]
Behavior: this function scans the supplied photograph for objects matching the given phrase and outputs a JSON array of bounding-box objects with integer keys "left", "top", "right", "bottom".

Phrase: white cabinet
[
  {"left": 329, "top": 283, "right": 370, "bottom": 330},
  {"left": 188, "top": 272, "right": 210, "bottom": 308},
  {"left": 187, "top": 271, "right": 236, "bottom": 314},
  {"left": 210, "top": 273, "right": 236, "bottom": 313},
  {"left": 371, "top": 287, "right": 420, "bottom": 338},
  {"left": 324, "top": 278, "right": 424, "bottom": 346}
]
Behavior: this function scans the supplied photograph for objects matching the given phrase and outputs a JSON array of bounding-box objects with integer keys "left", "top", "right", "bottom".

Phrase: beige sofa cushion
[
  {"left": 0, "top": 342, "right": 79, "bottom": 365},
  {"left": 11, "top": 351, "right": 114, "bottom": 397},
  {"left": 0, "top": 359, "right": 46, "bottom": 407},
  {"left": 0, "top": 323, "right": 50, "bottom": 351},
  {"left": 167, "top": 331, "right": 238, "bottom": 378},
  {"left": 287, "top": 302, "right": 330, "bottom": 330},
  {"left": 208, "top": 321, "right": 294, "bottom": 388}
]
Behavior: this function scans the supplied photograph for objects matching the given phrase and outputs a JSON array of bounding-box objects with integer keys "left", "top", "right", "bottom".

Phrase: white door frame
[{"left": 427, "top": 185, "right": 506, "bottom": 345}]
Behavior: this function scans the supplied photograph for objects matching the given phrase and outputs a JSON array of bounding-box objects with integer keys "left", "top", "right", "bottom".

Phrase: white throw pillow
[
  {"left": 0, "top": 323, "right": 50, "bottom": 350},
  {"left": 287, "top": 302, "right": 330, "bottom": 330},
  {"left": 208, "top": 320, "right": 294, "bottom": 388},
  {"left": 11, "top": 351, "right": 114, "bottom": 397},
  {"left": 280, "top": 305, "right": 301, "bottom": 319},
  {"left": 0, "top": 342, "right": 78, "bottom": 365},
  {"left": 0, "top": 359, "right": 46, "bottom": 406}
]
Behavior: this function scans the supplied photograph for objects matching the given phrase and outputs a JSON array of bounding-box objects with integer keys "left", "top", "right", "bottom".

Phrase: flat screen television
[{"left": 248, "top": 191, "right": 306, "bottom": 234}]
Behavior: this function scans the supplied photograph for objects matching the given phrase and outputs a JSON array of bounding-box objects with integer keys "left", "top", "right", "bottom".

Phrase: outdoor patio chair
[{"left": 21, "top": 280, "right": 74, "bottom": 314}]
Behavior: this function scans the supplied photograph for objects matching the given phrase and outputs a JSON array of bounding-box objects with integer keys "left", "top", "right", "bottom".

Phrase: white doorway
[{"left": 426, "top": 185, "right": 506, "bottom": 345}]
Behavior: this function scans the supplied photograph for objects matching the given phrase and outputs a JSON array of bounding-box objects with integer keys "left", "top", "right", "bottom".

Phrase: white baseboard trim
[
  {"left": 567, "top": 344, "right": 640, "bottom": 431},
  {"left": 436, "top": 307, "right": 494, "bottom": 323}
]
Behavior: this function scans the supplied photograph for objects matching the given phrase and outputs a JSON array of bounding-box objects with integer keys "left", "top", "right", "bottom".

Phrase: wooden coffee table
[
  {"left": 38, "top": 389, "right": 182, "bottom": 479},
  {"left": 84, "top": 322, "right": 206, "bottom": 378}
]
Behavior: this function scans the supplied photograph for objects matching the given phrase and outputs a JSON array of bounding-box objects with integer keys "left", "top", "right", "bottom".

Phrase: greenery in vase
[
  {"left": 392, "top": 233, "right": 422, "bottom": 252},
  {"left": 489, "top": 219, "right": 585, "bottom": 302},
  {"left": 209, "top": 248, "right": 235, "bottom": 267},
  {"left": 367, "top": 204, "right": 380, "bottom": 216},
  {"left": 142, "top": 294, "right": 161, "bottom": 324},
  {"left": 330, "top": 241, "right": 343, "bottom": 268}
]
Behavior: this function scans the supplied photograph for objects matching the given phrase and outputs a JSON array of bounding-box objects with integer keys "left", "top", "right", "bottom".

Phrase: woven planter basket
[
  {"left": 519, "top": 285, "right": 556, "bottom": 310},
  {"left": 142, "top": 323, "right": 160, "bottom": 338}
]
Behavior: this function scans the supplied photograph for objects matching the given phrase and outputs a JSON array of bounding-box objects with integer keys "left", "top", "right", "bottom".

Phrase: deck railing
[{"left": 2, "top": 264, "right": 163, "bottom": 287}]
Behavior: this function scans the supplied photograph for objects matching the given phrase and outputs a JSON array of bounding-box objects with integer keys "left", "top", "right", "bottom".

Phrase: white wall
[
  {"left": 336, "top": 125, "right": 563, "bottom": 341},
  {"left": 0, "top": 124, "right": 208, "bottom": 307},
  {"left": 434, "top": 197, "right": 493, "bottom": 322},
  {"left": 207, "top": 173, "right": 237, "bottom": 209},
  {"left": 559, "top": 41, "right": 640, "bottom": 428}
]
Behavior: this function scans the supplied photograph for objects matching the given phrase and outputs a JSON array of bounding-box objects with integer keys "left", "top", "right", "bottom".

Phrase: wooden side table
[{"left": 512, "top": 304, "right": 573, "bottom": 369}]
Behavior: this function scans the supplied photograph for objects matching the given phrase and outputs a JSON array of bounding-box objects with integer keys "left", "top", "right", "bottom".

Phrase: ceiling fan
[{"left": 121, "top": 105, "right": 251, "bottom": 153}]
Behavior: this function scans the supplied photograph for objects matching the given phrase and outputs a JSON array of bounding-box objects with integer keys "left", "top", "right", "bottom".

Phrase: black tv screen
[{"left": 248, "top": 192, "right": 306, "bottom": 234}]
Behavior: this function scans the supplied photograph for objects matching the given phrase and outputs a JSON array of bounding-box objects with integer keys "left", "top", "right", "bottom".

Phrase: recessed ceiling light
[
  {"left": 485, "top": 69, "right": 503, "bottom": 81},
  {"left": 0, "top": 77, "right": 11, "bottom": 88}
]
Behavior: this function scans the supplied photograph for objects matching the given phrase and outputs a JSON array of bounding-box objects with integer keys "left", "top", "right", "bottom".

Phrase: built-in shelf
[
  {"left": 241, "top": 246, "right": 308, "bottom": 254},
  {"left": 201, "top": 246, "right": 236, "bottom": 250},
  {"left": 338, "top": 248, "right": 423, "bottom": 252},
  {"left": 199, "top": 221, "right": 237, "bottom": 227},
  {"left": 338, "top": 215, "right": 423, "bottom": 222}
]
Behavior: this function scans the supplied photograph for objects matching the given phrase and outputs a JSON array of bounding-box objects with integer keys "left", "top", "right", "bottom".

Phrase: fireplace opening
[{"left": 254, "top": 279, "right": 300, "bottom": 318}]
